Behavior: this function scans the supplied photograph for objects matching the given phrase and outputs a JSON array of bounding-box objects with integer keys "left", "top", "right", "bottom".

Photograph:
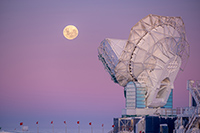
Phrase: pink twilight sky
[{"left": 0, "top": 0, "right": 200, "bottom": 130}]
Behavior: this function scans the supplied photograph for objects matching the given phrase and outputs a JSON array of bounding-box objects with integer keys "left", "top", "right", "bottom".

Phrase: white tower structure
[{"left": 98, "top": 14, "right": 190, "bottom": 116}]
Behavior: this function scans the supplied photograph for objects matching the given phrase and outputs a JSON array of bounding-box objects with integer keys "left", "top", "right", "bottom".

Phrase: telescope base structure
[
  {"left": 112, "top": 116, "right": 176, "bottom": 133},
  {"left": 109, "top": 80, "right": 200, "bottom": 133},
  {"left": 111, "top": 106, "right": 200, "bottom": 133},
  {"left": 123, "top": 81, "right": 173, "bottom": 117}
]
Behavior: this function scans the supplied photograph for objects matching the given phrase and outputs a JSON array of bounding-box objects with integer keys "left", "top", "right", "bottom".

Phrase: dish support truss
[
  {"left": 98, "top": 14, "right": 189, "bottom": 108},
  {"left": 115, "top": 14, "right": 189, "bottom": 108}
]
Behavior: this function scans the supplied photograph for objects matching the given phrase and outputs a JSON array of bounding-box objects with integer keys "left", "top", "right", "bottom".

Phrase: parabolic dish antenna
[{"left": 98, "top": 14, "right": 189, "bottom": 108}]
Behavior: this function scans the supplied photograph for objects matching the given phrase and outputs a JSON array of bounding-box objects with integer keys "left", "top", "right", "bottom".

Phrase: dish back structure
[{"left": 98, "top": 14, "right": 189, "bottom": 109}]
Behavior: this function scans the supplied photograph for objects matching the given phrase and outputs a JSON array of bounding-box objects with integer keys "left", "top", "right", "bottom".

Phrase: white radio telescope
[{"left": 98, "top": 14, "right": 189, "bottom": 113}]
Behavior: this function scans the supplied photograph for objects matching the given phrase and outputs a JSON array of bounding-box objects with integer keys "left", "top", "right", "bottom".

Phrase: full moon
[{"left": 63, "top": 25, "right": 78, "bottom": 40}]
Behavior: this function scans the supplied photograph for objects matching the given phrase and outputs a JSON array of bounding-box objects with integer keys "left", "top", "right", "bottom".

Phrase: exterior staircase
[
  {"left": 184, "top": 80, "right": 200, "bottom": 133},
  {"left": 188, "top": 80, "right": 200, "bottom": 106}
]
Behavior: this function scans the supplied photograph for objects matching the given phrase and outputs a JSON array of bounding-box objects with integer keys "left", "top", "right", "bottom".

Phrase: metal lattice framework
[
  {"left": 98, "top": 14, "right": 190, "bottom": 107},
  {"left": 115, "top": 14, "right": 189, "bottom": 87}
]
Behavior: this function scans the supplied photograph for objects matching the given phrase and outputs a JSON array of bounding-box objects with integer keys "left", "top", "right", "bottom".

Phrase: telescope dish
[
  {"left": 98, "top": 14, "right": 190, "bottom": 108},
  {"left": 115, "top": 14, "right": 189, "bottom": 87}
]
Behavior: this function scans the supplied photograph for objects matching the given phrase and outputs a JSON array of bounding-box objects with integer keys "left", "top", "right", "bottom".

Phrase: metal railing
[
  {"left": 188, "top": 80, "right": 200, "bottom": 106},
  {"left": 154, "top": 106, "right": 197, "bottom": 116}
]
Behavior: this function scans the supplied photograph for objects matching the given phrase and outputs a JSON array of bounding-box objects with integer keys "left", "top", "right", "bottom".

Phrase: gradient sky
[{"left": 0, "top": 0, "right": 200, "bottom": 131}]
